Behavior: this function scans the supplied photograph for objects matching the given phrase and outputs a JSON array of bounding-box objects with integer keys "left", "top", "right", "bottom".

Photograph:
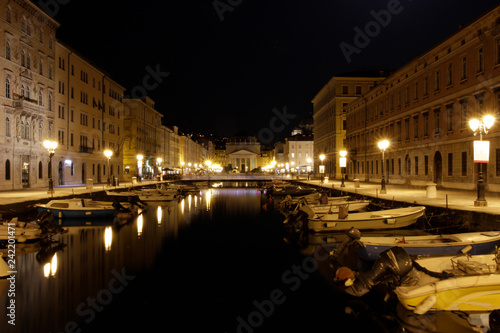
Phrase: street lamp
[
  {"left": 137, "top": 154, "right": 143, "bottom": 182},
  {"left": 157, "top": 157, "right": 163, "bottom": 181},
  {"left": 319, "top": 154, "right": 325, "bottom": 183},
  {"left": 378, "top": 140, "right": 389, "bottom": 194},
  {"left": 43, "top": 140, "right": 58, "bottom": 194},
  {"left": 104, "top": 150, "right": 113, "bottom": 186},
  {"left": 469, "top": 115, "right": 495, "bottom": 207},
  {"left": 339, "top": 150, "right": 347, "bottom": 187}
]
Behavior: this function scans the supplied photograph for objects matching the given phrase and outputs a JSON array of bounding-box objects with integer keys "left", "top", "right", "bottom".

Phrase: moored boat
[
  {"left": 395, "top": 252, "right": 500, "bottom": 313},
  {"left": 0, "top": 217, "right": 42, "bottom": 242},
  {"left": 36, "top": 198, "right": 117, "bottom": 219},
  {"left": 358, "top": 231, "right": 500, "bottom": 260},
  {"left": 307, "top": 206, "right": 426, "bottom": 232}
]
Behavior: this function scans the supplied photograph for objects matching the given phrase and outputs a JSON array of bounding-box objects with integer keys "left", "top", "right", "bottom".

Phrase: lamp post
[
  {"left": 137, "top": 154, "right": 143, "bottom": 183},
  {"left": 319, "top": 154, "right": 325, "bottom": 183},
  {"left": 157, "top": 157, "right": 163, "bottom": 181},
  {"left": 339, "top": 150, "right": 347, "bottom": 187},
  {"left": 469, "top": 115, "right": 495, "bottom": 207},
  {"left": 104, "top": 150, "right": 113, "bottom": 186},
  {"left": 43, "top": 140, "right": 58, "bottom": 194},
  {"left": 378, "top": 140, "right": 389, "bottom": 194}
]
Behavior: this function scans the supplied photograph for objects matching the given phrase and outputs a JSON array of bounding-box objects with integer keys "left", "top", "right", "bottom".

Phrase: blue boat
[
  {"left": 36, "top": 198, "right": 117, "bottom": 219},
  {"left": 358, "top": 231, "right": 500, "bottom": 260}
]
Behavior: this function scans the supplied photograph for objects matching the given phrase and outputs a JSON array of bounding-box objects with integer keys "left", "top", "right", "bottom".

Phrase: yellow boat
[{"left": 395, "top": 252, "right": 500, "bottom": 313}]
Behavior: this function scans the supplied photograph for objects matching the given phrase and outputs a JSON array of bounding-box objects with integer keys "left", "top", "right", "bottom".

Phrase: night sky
[{"left": 47, "top": 0, "right": 500, "bottom": 139}]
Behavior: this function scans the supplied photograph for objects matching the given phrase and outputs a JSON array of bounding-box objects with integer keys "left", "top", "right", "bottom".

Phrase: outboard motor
[
  {"left": 345, "top": 246, "right": 413, "bottom": 297},
  {"left": 330, "top": 227, "right": 362, "bottom": 261}
]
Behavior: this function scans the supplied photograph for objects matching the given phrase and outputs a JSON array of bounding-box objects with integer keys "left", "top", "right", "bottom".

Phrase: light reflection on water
[{"left": 0, "top": 188, "right": 263, "bottom": 333}]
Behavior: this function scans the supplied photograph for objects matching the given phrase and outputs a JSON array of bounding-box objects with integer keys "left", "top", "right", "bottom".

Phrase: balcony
[{"left": 79, "top": 146, "right": 94, "bottom": 153}]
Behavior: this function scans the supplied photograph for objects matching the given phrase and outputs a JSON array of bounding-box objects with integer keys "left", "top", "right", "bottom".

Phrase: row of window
[
  {"left": 3, "top": 159, "right": 120, "bottom": 182},
  {"left": 347, "top": 93, "right": 491, "bottom": 150},
  {"left": 5, "top": 7, "right": 55, "bottom": 48},
  {"left": 348, "top": 37, "right": 500, "bottom": 130}
]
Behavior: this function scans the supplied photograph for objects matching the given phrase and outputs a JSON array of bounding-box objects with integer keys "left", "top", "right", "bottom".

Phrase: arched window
[
  {"left": 21, "top": 17, "right": 26, "bottom": 33},
  {"left": 5, "top": 77, "right": 11, "bottom": 99},
  {"left": 5, "top": 117, "right": 10, "bottom": 137},
  {"left": 5, "top": 41, "right": 11, "bottom": 60},
  {"left": 20, "top": 84, "right": 25, "bottom": 97},
  {"left": 5, "top": 160, "right": 10, "bottom": 180},
  {"left": 38, "top": 89, "right": 43, "bottom": 105},
  {"left": 39, "top": 161, "right": 43, "bottom": 179},
  {"left": 6, "top": 7, "right": 11, "bottom": 23}
]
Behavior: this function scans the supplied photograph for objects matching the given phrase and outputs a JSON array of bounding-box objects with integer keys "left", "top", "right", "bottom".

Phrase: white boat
[
  {"left": 395, "top": 252, "right": 500, "bottom": 313},
  {"left": 303, "top": 200, "right": 371, "bottom": 214},
  {"left": 36, "top": 198, "right": 117, "bottom": 219},
  {"left": 307, "top": 206, "right": 426, "bottom": 232},
  {"left": 106, "top": 188, "right": 181, "bottom": 202},
  {"left": 0, "top": 217, "right": 42, "bottom": 242},
  {"left": 358, "top": 231, "right": 500, "bottom": 260}
]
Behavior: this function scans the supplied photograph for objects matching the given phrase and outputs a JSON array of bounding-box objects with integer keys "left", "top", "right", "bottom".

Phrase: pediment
[{"left": 228, "top": 149, "right": 257, "bottom": 156}]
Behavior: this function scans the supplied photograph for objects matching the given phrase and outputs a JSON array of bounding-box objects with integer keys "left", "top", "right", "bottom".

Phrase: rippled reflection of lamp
[
  {"left": 104, "top": 226, "right": 112, "bottom": 252},
  {"left": 43, "top": 253, "right": 58, "bottom": 278}
]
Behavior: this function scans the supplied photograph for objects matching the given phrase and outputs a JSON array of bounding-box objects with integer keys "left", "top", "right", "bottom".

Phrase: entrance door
[
  {"left": 58, "top": 161, "right": 64, "bottom": 185},
  {"left": 22, "top": 155, "right": 29, "bottom": 188},
  {"left": 434, "top": 151, "right": 442, "bottom": 185},
  {"left": 82, "top": 162, "right": 86, "bottom": 184}
]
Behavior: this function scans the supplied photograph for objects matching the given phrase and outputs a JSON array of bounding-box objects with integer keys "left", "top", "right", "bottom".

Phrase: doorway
[
  {"left": 58, "top": 161, "right": 64, "bottom": 185},
  {"left": 82, "top": 162, "right": 86, "bottom": 184},
  {"left": 22, "top": 155, "right": 29, "bottom": 188},
  {"left": 434, "top": 151, "right": 442, "bottom": 185}
]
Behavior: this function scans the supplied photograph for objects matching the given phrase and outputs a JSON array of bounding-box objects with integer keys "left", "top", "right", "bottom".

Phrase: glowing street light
[
  {"left": 319, "top": 154, "right": 325, "bottom": 183},
  {"left": 43, "top": 140, "right": 58, "bottom": 194},
  {"left": 469, "top": 115, "right": 495, "bottom": 206},
  {"left": 339, "top": 150, "right": 347, "bottom": 187},
  {"left": 378, "top": 140, "right": 389, "bottom": 194},
  {"left": 104, "top": 149, "right": 113, "bottom": 186},
  {"left": 137, "top": 154, "right": 143, "bottom": 182}
]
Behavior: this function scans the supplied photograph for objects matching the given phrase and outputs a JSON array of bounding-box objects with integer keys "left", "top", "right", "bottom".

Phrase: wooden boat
[
  {"left": 266, "top": 185, "right": 316, "bottom": 197},
  {"left": 0, "top": 217, "right": 42, "bottom": 242},
  {"left": 395, "top": 252, "right": 500, "bottom": 313},
  {"left": 307, "top": 206, "right": 426, "bottom": 232},
  {"left": 358, "top": 231, "right": 500, "bottom": 260},
  {"left": 305, "top": 200, "right": 371, "bottom": 214},
  {"left": 106, "top": 188, "right": 181, "bottom": 202},
  {"left": 36, "top": 198, "right": 117, "bottom": 219}
]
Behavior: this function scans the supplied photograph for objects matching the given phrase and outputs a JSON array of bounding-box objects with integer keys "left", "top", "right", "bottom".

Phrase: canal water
[{"left": 0, "top": 185, "right": 484, "bottom": 332}]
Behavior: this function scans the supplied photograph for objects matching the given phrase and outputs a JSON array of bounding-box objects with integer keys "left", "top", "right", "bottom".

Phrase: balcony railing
[{"left": 79, "top": 145, "right": 93, "bottom": 153}]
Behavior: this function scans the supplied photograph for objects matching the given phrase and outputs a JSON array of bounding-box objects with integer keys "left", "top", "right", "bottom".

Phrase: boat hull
[
  {"left": 309, "top": 206, "right": 425, "bottom": 232},
  {"left": 358, "top": 232, "right": 500, "bottom": 260},
  {"left": 395, "top": 254, "right": 500, "bottom": 312},
  {"left": 37, "top": 207, "right": 116, "bottom": 219}
]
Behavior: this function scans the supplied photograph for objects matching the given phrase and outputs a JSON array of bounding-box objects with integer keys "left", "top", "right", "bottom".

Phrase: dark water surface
[{"left": 0, "top": 187, "right": 481, "bottom": 332}]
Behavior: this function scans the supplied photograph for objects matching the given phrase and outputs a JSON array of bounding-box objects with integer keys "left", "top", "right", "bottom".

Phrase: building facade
[
  {"left": 345, "top": 4, "right": 500, "bottom": 191},
  {"left": 122, "top": 97, "right": 164, "bottom": 181},
  {"left": 283, "top": 135, "right": 314, "bottom": 174},
  {"left": 312, "top": 72, "right": 385, "bottom": 180},
  {"left": 0, "top": 0, "right": 59, "bottom": 190},
  {"left": 55, "top": 41, "right": 125, "bottom": 186}
]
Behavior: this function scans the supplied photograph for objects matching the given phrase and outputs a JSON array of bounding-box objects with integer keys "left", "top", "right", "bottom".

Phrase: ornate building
[{"left": 0, "top": 0, "right": 59, "bottom": 189}]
